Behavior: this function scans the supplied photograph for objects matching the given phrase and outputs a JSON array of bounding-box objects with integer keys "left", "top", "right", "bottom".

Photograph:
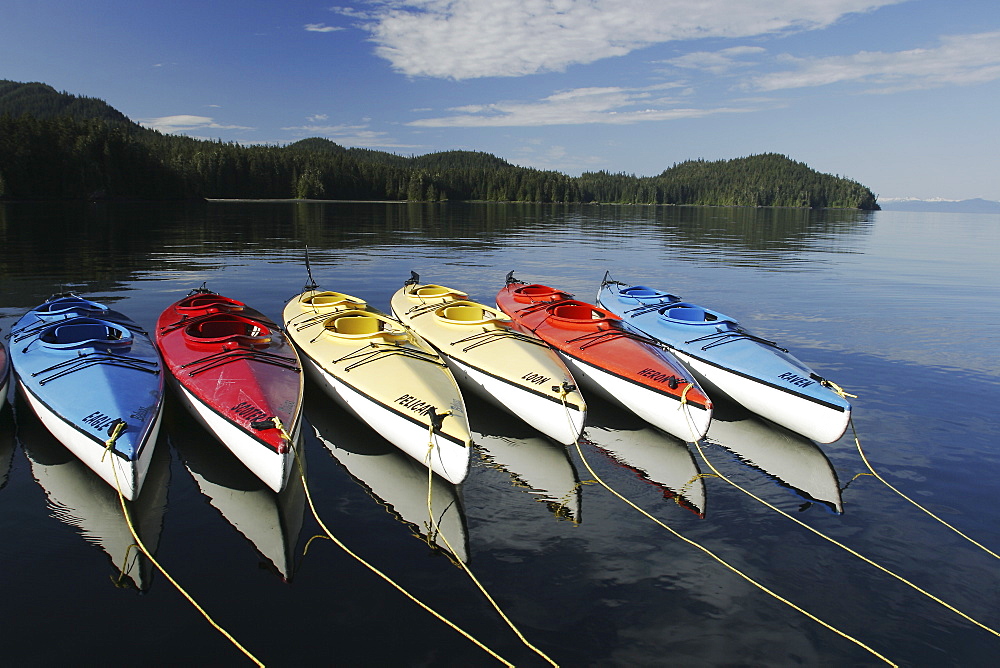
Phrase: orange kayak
[{"left": 496, "top": 277, "right": 712, "bottom": 441}]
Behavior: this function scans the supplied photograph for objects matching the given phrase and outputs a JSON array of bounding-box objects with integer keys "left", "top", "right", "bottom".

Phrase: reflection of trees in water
[{"left": 0, "top": 201, "right": 874, "bottom": 288}]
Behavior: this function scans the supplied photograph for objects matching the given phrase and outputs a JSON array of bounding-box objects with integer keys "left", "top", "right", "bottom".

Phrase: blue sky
[{"left": 4, "top": 0, "right": 999, "bottom": 201}]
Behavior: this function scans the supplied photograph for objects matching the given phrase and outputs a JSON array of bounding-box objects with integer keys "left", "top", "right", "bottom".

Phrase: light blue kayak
[
  {"left": 8, "top": 295, "right": 164, "bottom": 499},
  {"left": 597, "top": 275, "right": 851, "bottom": 443},
  {"left": 0, "top": 333, "right": 9, "bottom": 409}
]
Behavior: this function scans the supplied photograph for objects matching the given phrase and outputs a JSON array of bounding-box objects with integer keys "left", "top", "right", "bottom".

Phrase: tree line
[{"left": 0, "top": 80, "right": 879, "bottom": 209}]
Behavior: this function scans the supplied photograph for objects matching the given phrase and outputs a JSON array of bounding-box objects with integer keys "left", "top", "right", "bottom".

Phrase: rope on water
[
  {"left": 573, "top": 424, "right": 896, "bottom": 666},
  {"left": 422, "top": 420, "right": 560, "bottom": 667},
  {"left": 109, "top": 447, "right": 265, "bottom": 667},
  {"left": 282, "top": 419, "right": 514, "bottom": 667},
  {"left": 693, "top": 437, "right": 1000, "bottom": 639},
  {"left": 848, "top": 418, "right": 1000, "bottom": 561}
]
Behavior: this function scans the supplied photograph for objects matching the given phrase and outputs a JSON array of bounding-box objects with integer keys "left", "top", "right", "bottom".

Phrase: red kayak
[
  {"left": 496, "top": 276, "right": 712, "bottom": 441},
  {"left": 155, "top": 289, "right": 303, "bottom": 492}
]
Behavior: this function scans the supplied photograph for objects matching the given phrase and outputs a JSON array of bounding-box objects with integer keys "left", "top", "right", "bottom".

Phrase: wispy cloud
[
  {"left": 408, "top": 84, "right": 758, "bottom": 127},
  {"left": 139, "top": 115, "right": 253, "bottom": 134},
  {"left": 305, "top": 23, "right": 343, "bottom": 33},
  {"left": 749, "top": 31, "right": 1000, "bottom": 92},
  {"left": 661, "top": 46, "right": 767, "bottom": 75},
  {"left": 346, "top": 0, "right": 902, "bottom": 79},
  {"left": 281, "top": 121, "right": 421, "bottom": 148}
]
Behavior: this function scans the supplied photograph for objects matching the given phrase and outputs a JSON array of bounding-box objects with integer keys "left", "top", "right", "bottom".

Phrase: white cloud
[
  {"left": 662, "top": 46, "right": 767, "bottom": 75},
  {"left": 408, "top": 83, "right": 758, "bottom": 127},
  {"left": 750, "top": 31, "right": 1000, "bottom": 92},
  {"left": 305, "top": 23, "right": 343, "bottom": 33},
  {"left": 280, "top": 122, "right": 421, "bottom": 148},
  {"left": 348, "top": 0, "right": 902, "bottom": 79},
  {"left": 139, "top": 115, "right": 253, "bottom": 134}
]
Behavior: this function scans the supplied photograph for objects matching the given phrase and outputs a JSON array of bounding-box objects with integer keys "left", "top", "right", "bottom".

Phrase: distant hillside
[
  {"left": 0, "top": 78, "right": 879, "bottom": 208},
  {"left": 878, "top": 198, "right": 1000, "bottom": 214},
  {"left": 0, "top": 79, "right": 132, "bottom": 124}
]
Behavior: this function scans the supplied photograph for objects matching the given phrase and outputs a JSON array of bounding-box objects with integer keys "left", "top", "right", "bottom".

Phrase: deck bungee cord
[
  {"left": 275, "top": 417, "right": 517, "bottom": 668},
  {"left": 421, "top": 419, "right": 560, "bottom": 667},
  {"left": 106, "top": 432, "right": 266, "bottom": 667}
]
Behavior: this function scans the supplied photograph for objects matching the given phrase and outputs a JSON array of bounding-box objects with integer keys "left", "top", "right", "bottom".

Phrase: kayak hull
[
  {"left": 391, "top": 282, "right": 586, "bottom": 445},
  {"left": 284, "top": 290, "right": 472, "bottom": 484},
  {"left": 0, "top": 340, "right": 9, "bottom": 408},
  {"left": 9, "top": 296, "right": 164, "bottom": 500},
  {"left": 597, "top": 279, "right": 851, "bottom": 443},
  {"left": 496, "top": 280, "right": 712, "bottom": 441},
  {"left": 155, "top": 292, "right": 303, "bottom": 493}
]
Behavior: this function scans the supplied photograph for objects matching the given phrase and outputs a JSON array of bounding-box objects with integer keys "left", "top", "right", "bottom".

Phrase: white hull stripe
[
  {"left": 18, "top": 382, "right": 149, "bottom": 463},
  {"left": 299, "top": 349, "right": 468, "bottom": 448},
  {"left": 555, "top": 348, "right": 710, "bottom": 410},
  {"left": 169, "top": 377, "right": 296, "bottom": 454},
  {"left": 652, "top": 345, "right": 845, "bottom": 412},
  {"left": 431, "top": 348, "right": 583, "bottom": 412},
  {"left": 175, "top": 383, "right": 293, "bottom": 492}
]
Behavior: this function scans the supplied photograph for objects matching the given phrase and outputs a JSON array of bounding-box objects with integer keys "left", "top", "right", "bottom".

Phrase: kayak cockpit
[
  {"left": 175, "top": 294, "right": 245, "bottom": 316},
  {"left": 183, "top": 314, "right": 271, "bottom": 346},
  {"left": 511, "top": 284, "right": 572, "bottom": 304},
  {"left": 299, "top": 291, "right": 367, "bottom": 310},
  {"left": 433, "top": 302, "right": 508, "bottom": 326},
  {"left": 39, "top": 317, "right": 133, "bottom": 349},
  {"left": 617, "top": 285, "right": 680, "bottom": 304},
  {"left": 657, "top": 303, "right": 735, "bottom": 327},
  {"left": 406, "top": 284, "right": 468, "bottom": 300},
  {"left": 322, "top": 310, "right": 408, "bottom": 341},
  {"left": 547, "top": 301, "right": 618, "bottom": 329}
]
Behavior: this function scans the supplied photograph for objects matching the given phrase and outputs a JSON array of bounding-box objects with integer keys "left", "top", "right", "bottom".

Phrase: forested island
[{"left": 0, "top": 80, "right": 879, "bottom": 209}]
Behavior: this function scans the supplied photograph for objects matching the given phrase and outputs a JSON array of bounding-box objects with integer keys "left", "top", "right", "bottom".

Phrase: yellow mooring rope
[
  {"left": 692, "top": 437, "right": 1000, "bottom": 639},
  {"left": 282, "top": 420, "right": 515, "bottom": 668},
  {"left": 849, "top": 418, "right": 1000, "bottom": 561},
  {"left": 108, "top": 442, "right": 265, "bottom": 667},
  {"left": 571, "top": 435, "right": 897, "bottom": 666},
  {"left": 423, "top": 422, "right": 560, "bottom": 667}
]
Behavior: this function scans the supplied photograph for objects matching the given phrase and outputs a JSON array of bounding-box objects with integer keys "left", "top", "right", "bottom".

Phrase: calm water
[{"left": 1, "top": 201, "right": 998, "bottom": 666}]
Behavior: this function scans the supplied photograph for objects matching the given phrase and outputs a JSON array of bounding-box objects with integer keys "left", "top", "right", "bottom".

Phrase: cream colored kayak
[
  {"left": 390, "top": 277, "right": 586, "bottom": 445},
  {"left": 283, "top": 289, "right": 472, "bottom": 484}
]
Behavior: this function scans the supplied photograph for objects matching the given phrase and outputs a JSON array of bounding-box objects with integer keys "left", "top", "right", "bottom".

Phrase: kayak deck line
[
  {"left": 393, "top": 275, "right": 587, "bottom": 445},
  {"left": 11, "top": 294, "right": 165, "bottom": 501},
  {"left": 598, "top": 273, "right": 852, "bottom": 443},
  {"left": 284, "top": 283, "right": 472, "bottom": 483},
  {"left": 30, "top": 350, "right": 161, "bottom": 385},
  {"left": 178, "top": 348, "right": 300, "bottom": 376}
]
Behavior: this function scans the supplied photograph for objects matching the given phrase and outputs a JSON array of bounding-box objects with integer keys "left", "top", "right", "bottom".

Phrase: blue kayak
[
  {"left": 597, "top": 275, "right": 851, "bottom": 443},
  {"left": 8, "top": 295, "right": 164, "bottom": 499},
  {"left": 0, "top": 333, "right": 9, "bottom": 410}
]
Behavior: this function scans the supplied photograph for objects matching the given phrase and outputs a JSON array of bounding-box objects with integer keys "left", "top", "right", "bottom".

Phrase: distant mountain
[
  {"left": 0, "top": 79, "right": 133, "bottom": 125},
  {"left": 0, "top": 78, "right": 880, "bottom": 208},
  {"left": 878, "top": 198, "right": 1000, "bottom": 214}
]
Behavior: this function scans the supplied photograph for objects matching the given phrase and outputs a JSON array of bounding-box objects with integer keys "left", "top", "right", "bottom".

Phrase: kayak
[
  {"left": 0, "top": 335, "right": 9, "bottom": 409},
  {"left": 155, "top": 289, "right": 303, "bottom": 493},
  {"left": 496, "top": 275, "right": 712, "bottom": 441},
  {"left": 390, "top": 275, "right": 586, "bottom": 445},
  {"left": 596, "top": 275, "right": 852, "bottom": 443},
  {"left": 283, "top": 288, "right": 472, "bottom": 484},
  {"left": 8, "top": 295, "right": 164, "bottom": 500}
]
